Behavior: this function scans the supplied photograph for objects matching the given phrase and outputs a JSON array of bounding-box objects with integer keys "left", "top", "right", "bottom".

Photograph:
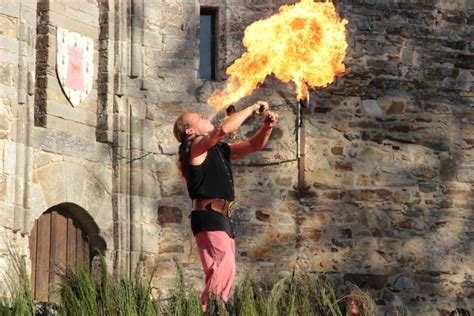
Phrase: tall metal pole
[{"left": 296, "top": 96, "right": 309, "bottom": 197}]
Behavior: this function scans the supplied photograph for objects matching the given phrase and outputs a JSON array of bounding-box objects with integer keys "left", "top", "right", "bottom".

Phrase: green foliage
[
  {"left": 232, "top": 273, "right": 260, "bottom": 316},
  {"left": 2, "top": 247, "right": 35, "bottom": 316},
  {"left": 164, "top": 264, "right": 202, "bottom": 316},
  {"left": 113, "top": 267, "right": 158, "bottom": 316},
  {"left": 1, "top": 249, "right": 383, "bottom": 316},
  {"left": 58, "top": 262, "right": 99, "bottom": 315},
  {"left": 231, "top": 271, "right": 352, "bottom": 316},
  {"left": 58, "top": 257, "right": 159, "bottom": 316},
  {"left": 311, "top": 277, "right": 342, "bottom": 316}
]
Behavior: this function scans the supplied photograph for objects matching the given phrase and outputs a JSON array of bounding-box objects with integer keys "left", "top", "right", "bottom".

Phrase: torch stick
[{"left": 295, "top": 95, "right": 309, "bottom": 196}]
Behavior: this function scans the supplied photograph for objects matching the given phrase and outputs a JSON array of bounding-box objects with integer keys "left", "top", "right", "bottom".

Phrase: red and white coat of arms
[{"left": 56, "top": 28, "right": 94, "bottom": 107}]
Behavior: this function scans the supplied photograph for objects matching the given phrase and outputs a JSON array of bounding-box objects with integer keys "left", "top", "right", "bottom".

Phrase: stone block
[
  {"left": 48, "top": 101, "right": 97, "bottom": 126},
  {"left": 160, "top": 178, "right": 185, "bottom": 197},
  {"left": 435, "top": 0, "right": 467, "bottom": 11},
  {"left": 393, "top": 190, "right": 411, "bottom": 204},
  {"left": 46, "top": 114, "right": 67, "bottom": 131},
  {"left": 46, "top": 87, "right": 69, "bottom": 104},
  {"left": 157, "top": 205, "right": 183, "bottom": 225},
  {"left": 3, "top": 141, "right": 16, "bottom": 175},
  {"left": 64, "top": 6, "right": 98, "bottom": 25},
  {"left": 357, "top": 146, "right": 385, "bottom": 164},
  {"left": 0, "top": 49, "right": 18, "bottom": 64},
  {"left": 411, "top": 166, "right": 437, "bottom": 180},
  {"left": 33, "top": 127, "right": 110, "bottom": 164},
  {"left": 129, "top": 170, "right": 160, "bottom": 198},
  {"left": 0, "top": 115, "right": 9, "bottom": 131},
  {"left": 159, "top": 144, "right": 179, "bottom": 155},
  {"left": 349, "top": 189, "right": 393, "bottom": 202},
  {"left": 0, "top": 2, "right": 20, "bottom": 18},
  {"left": 144, "top": 154, "right": 174, "bottom": 175},
  {"left": 298, "top": 212, "right": 329, "bottom": 230},
  {"left": 308, "top": 169, "right": 343, "bottom": 187},
  {"left": 456, "top": 168, "right": 474, "bottom": 183},
  {"left": 249, "top": 247, "right": 273, "bottom": 258},
  {"left": 439, "top": 158, "right": 458, "bottom": 181},
  {"left": 65, "top": 120, "right": 96, "bottom": 140},
  {"left": 0, "top": 61, "right": 17, "bottom": 88},
  {"left": 159, "top": 243, "right": 184, "bottom": 254},
  {"left": 89, "top": 166, "right": 112, "bottom": 195},
  {"left": 36, "top": 166, "right": 66, "bottom": 207},
  {"left": 140, "top": 197, "right": 159, "bottom": 225},
  {"left": 343, "top": 273, "right": 388, "bottom": 290},
  {"left": 0, "top": 14, "right": 17, "bottom": 39},
  {"left": 49, "top": 11, "right": 98, "bottom": 38},
  {"left": 331, "top": 146, "right": 344, "bottom": 155}
]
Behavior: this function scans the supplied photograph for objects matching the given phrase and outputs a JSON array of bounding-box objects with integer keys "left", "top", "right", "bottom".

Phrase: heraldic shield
[{"left": 56, "top": 28, "right": 94, "bottom": 107}]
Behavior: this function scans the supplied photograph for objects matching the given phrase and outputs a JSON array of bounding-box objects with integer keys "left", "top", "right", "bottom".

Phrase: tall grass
[
  {"left": 58, "top": 262, "right": 99, "bottom": 315},
  {"left": 113, "top": 267, "right": 159, "bottom": 316},
  {"left": 1, "top": 247, "right": 35, "bottom": 315},
  {"left": 231, "top": 271, "right": 353, "bottom": 316},
  {"left": 164, "top": 264, "right": 202, "bottom": 316},
  {"left": 299, "top": 274, "right": 342, "bottom": 316},
  {"left": 161, "top": 266, "right": 348, "bottom": 316},
  {"left": 1, "top": 248, "right": 382, "bottom": 316},
  {"left": 58, "top": 257, "right": 159, "bottom": 316}
]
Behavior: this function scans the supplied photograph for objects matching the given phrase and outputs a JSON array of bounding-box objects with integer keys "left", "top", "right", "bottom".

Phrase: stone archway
[{"left": 29, "top": 203, "right": 105, "bottom": 302}]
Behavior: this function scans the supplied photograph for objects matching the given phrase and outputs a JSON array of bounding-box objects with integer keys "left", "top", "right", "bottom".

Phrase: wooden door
[{"left": 29, "top": 207, "right": 90, "bottom": 302}]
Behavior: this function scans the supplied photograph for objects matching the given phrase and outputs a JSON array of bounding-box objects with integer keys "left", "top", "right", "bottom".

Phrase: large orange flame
[{"left": 208, "top": 0, "right": 348, "bottom": 110}]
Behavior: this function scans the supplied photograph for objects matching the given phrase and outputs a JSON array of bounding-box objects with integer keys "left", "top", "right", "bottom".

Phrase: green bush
[{"left": 2, "top": 248, "right": 382, "bottom": 316}]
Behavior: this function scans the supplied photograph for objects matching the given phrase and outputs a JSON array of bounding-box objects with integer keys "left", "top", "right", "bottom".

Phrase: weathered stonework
[{"left": 0, "top": 0, "right": 472, "bottom": 314}]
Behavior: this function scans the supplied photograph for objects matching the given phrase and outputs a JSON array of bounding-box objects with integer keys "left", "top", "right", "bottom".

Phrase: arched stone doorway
[{"left": 29, "top": 203, "right": 106, "bottom": 302}]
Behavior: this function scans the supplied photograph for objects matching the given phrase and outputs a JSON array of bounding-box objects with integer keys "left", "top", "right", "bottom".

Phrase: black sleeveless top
[
  {"left": 180, "top": 140, "right": 236, "bottom": 238},
  {"left": 180, "top": 141, "right": 235, "bottom": 201}
]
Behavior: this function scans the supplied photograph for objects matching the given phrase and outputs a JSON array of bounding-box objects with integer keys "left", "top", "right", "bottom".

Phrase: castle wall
[{"left": 0, "top": 0, "right": 472, "bottom": 313}]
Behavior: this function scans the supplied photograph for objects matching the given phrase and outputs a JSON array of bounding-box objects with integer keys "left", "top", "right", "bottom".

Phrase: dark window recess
[{"left": 199, "top": 8, "right": 217, "bottom": 80}]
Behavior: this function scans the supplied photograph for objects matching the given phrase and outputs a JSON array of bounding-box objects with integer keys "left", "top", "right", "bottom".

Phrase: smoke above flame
[{"left": 207, "top": 0, "right": 348, "bottom": 111}]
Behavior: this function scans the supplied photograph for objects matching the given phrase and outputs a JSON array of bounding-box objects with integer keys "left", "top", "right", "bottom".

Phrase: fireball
[{"left": 208, "top": 0, "right": 348, "bottom": 110}]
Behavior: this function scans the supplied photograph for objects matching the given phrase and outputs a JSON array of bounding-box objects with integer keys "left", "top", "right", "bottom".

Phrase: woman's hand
[
  {"left": 251, "top": 101, "right": 269, "bottom": 115},
  {"left": 264, "top": 111, "right": 279, "bottom": 128}
]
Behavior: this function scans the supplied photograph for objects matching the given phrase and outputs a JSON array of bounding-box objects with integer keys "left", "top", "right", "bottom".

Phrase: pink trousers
[{"left": 195, "top": 231, "right": 236, "bottom": 311}]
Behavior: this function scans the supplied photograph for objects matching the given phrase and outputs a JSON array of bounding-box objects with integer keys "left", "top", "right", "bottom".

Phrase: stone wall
[
  {"left": 185, "top": 0, "right": 474, "bottom": 314},
  {"left": 215, "top": 1, "right": 473, "bottom": 314},
  {"left": 0, "top": 0, "right": 38, "bottom": 292},
  {"left": 0, "top": 0, "right": 472, "bottom": 314}
]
